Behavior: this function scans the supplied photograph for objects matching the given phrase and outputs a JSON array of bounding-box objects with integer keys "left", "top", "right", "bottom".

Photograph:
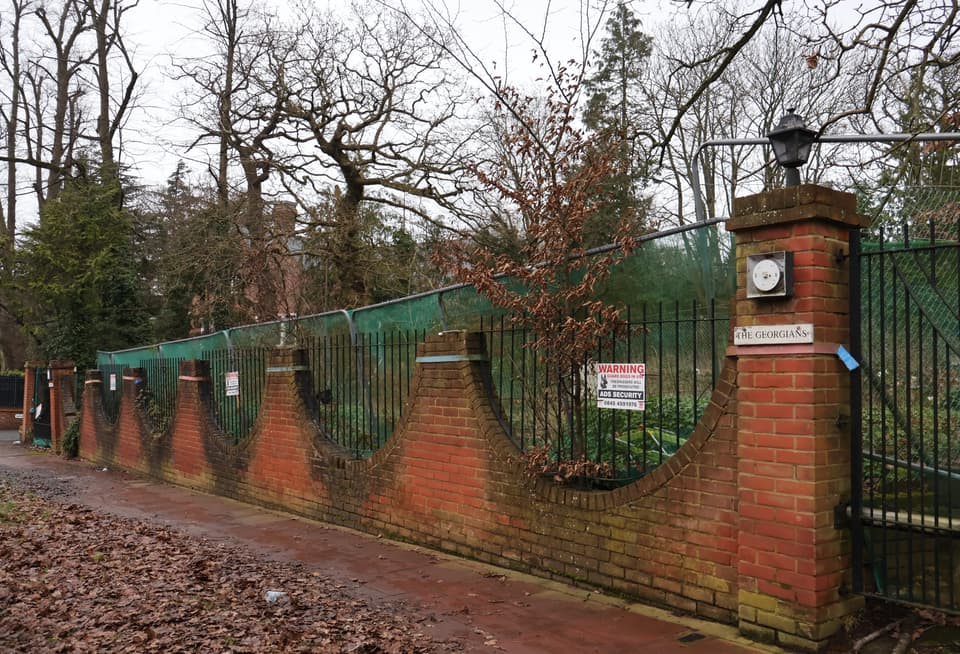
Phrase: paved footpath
[{"left": 0, "top": 434, "right": 781, "bottom": 654}]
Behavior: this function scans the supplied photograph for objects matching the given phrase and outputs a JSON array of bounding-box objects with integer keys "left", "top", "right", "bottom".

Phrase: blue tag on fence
[{"left": 836, "top": 345, "right": 859, "bottom": 371}]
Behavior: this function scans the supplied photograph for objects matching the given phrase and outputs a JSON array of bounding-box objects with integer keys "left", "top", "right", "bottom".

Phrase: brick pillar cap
[
  {"left": 267, "top": 347, "right": 306, "bottom": 367},
  {"left": 728, "top": 184, "right": 871, "bottom": 232},
  {"left": 419, "top": 330, "right": 486, "bottom": 358}
]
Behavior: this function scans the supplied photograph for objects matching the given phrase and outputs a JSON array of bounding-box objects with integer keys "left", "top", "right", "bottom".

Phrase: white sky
[{"left": 117, "top": 0, "right": 672, "bottom": 193}]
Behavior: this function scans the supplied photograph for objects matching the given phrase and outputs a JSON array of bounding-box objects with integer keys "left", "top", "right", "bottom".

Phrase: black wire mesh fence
[
  {"left": 0, "top": 375, "right": 24, "bottom": 408},
  {"left": 138, "top": 357, "right": 183, "bottom": 434},
  {"left": 481, "top": 301, "right": 729, "bottom": 485},
  {"left": 206, "top": 348, "right": 267, "bottom": 444},
  {"left": 852, "top": 217, "right": 960, "bottom": 610},
  {"left": 98, "top": 364, "right": 126, "bottom": 424},
  {"left": 307, "top": 330, "right": 426, "bottom": 458},
  {"left": 299, "top": 301, "right": 728, "bottom": 479}
]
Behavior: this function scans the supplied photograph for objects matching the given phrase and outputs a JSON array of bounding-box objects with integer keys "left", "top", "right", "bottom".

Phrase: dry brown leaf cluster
[{"left": 0, "top": 478, "right": 451, "bottom": 653}]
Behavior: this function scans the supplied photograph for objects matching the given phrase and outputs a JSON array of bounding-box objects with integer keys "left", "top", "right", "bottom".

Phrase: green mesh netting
[
  {"left": 352, "top": 292, "right": 444, "bottom": 334},
  {"left": 99, "top": 345, "right": 159, "bottom": 368},
  {"left": 293, "top": 312, "right": 352, "bottom": 340},
  {"left": 437, "top": 284, "right": 501, "bottom": 330},
  {"left": 97, "top": 222, "right": 736, "bottom": 365},
  {"left": 159, "top": 333, "right": 230, "bottom": 362}
]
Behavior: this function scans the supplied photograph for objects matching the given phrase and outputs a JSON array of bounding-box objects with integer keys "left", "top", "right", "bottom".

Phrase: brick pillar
[
  {"left": 79, "top": 369, "right": 103, "bottom": 459},
  {"left": 171, "top": 359, "right": 211, "bottom": 480},
  {"left": 20, "top": 361, "right": 41, "bottom": 441},
  {"left": 48, "top": 360, "right": 75, "bottom": 455},
  {"left": 728, "top": 186, "right": 869, "bottom": 650},
  {"left": 244, "top": 347, "right": 319, "bottom": 505}
]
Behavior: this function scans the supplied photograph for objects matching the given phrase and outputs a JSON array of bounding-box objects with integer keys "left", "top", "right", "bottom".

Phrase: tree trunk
[
  {"left": 91, "top": 0, "right": 114, "bottom": 173},
  {"left": 330, "top": 189, "right": 368, "bottom": 309}
]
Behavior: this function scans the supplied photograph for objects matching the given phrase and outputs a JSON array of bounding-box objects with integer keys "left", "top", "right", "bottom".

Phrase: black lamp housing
[{"left": 767, "top": 108, "right": 818, "bottom": 186}]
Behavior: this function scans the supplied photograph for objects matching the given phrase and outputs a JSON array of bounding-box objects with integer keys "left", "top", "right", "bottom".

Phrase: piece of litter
[
  {"left": 677, "top": 632, "right": 705, "bottom": 643},
  {"left": 264, "top": 590, "right": 288, "bottom": 603}
]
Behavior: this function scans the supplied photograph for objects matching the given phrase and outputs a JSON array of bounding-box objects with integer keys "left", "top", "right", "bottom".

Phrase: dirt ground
[{"left": 824, "top": 598, "right": 960, "bottom": 653}]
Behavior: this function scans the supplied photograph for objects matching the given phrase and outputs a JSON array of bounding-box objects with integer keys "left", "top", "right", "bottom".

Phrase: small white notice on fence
[
  {"left": 596, "top": 363, "right": 645, "bottom": 411},
  {"left": 109, "top": 374, "right": 117, "bottom": 392},
  {"left": 224, "top": 371, "right": 240, "bottom": 397}
]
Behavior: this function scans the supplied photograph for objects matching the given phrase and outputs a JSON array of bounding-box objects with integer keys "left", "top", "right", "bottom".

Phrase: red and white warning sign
[{"left": 596, "top": 362, "right": 646, "bottom": 411}]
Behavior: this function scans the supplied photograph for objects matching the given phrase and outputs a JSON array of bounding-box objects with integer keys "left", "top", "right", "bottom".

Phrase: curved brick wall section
[
  {"left": 77, "top": 186, "right": 868, "bottom": 651},
  {"left": 80, "top": 331, "right": 741, "bottom": 624},
  {"left": 79, "top": 369, "right": 118, "bottom": 464}
]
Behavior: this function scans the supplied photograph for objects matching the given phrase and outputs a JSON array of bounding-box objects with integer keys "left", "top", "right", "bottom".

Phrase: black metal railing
[
  {"left": 852, "top": 219, "right": 960, "bottom": 611},
  {"left": 138, "top": 357, "right": 183, "bottom": 435},
  {"left": 74, "top": 370, "right": 85, "bottom": 410},
  {"left": 0, "top": 375, "right": 24, "bottom": 408},
  {"left": 481, "top": 301, "right": 729, "bottom": 485},
  {"left": 307, "top": 329, "right": 426, "bottom": 458},
  {"left": 98, "top": 364, "right": 126, "bottom": 424},
  {"left": 206, "top": 348, "right": 267, "bottom": 443}
]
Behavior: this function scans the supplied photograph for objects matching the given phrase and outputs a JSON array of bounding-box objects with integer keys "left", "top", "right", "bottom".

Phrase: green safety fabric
[{"left": 97, "top": 222, "right": 736, "bottom": 362}]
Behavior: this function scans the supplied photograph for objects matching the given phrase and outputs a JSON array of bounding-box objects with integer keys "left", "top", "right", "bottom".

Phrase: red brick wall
[
  {"left": 0, "top": 408, "right": 19, "bottom": 430},
  {"left": 47, "top": 360, "right": 75, "bottom": 454},
  {"left": 75, "top": 185, "right": 868, "bottom": 652},
  {"left": 728, "top": 186, "right": 868, "bottom": 649},
  {"left": 79, "top": 370, "right": 119, "bottom": 464},
  {"left": 79, "top": 333, "right": 742, "bottom": 624}
]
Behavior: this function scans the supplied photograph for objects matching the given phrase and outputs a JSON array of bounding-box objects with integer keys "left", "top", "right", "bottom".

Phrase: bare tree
[
  {"left": 280, "top": 5, "right": 469, "bottom": 308},
  {"left": 31, "top": 0, "right": 94, "bottom": 205},
  {"left": 632, "top": 6, "right": 860, "bottom": 225},
  {"left": 174, "top": 0, "right": 304, "bottom": 321},
  {"left": 176, "top": 0, "right": 290, "bottom": 220},
  {"left": 86, "top": 0, "right": 139, "bottom": 177},
  {"left": 656, "top": 1, "right": 960, "bottom": 146},
  {"left": 0, "top": 0, "right": 31, "bottom": 245}
]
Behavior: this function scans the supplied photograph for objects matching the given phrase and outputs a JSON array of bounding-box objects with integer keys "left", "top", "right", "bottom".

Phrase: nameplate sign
[{"left": 734, "top": 324, "right": 814, "bottom": 346}]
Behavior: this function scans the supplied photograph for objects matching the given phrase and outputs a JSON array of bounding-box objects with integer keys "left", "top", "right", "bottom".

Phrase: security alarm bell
[{"left": 746, "top": 251, "right": 793, "bottom": 299}]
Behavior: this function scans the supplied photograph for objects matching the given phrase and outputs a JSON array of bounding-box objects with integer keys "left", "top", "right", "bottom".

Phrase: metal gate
[
  {"left": 850, "top": 221, "right": 960, "bottom": 610},
  {"left": 30, "top": 367, "right": 51, "bottom": 448}
]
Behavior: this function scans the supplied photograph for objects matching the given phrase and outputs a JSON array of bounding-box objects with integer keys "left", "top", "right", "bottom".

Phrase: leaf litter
[{"left": 0, "top": 477, "right": 459, "bottom": 653}]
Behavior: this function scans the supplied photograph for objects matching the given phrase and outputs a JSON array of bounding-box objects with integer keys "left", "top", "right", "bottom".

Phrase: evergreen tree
[
  {"left": 15, "top": 170, "right": 150, "bottom": 368},
  {"left": 582, "top": 1, "right": 652, "bottom": 245}
]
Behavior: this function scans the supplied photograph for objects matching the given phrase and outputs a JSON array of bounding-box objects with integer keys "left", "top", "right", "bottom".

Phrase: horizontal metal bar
[
  {"left": 864, "top": 450, "right": 960, "bottom": 482},
  {"left": 692, "top": 131, "right": 960, "bottom": 222},
  {"left": 846, "top": 503, "right": 960, "bottom": 536},
  {"left": 415, "top": 354, "right": 487, "bottom": 364}
]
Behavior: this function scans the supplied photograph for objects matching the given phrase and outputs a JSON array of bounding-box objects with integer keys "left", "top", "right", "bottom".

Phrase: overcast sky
[{"left": 118, "top": 0, "right": 672, "bottom": 192}]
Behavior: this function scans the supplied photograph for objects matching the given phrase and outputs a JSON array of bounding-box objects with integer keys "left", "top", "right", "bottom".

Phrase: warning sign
[
  {"left": 224, "top": 371, "right": 240, "bottom": 397},
  {"left": 596, "top": 362, "right": 645, "bottom": 411}
]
